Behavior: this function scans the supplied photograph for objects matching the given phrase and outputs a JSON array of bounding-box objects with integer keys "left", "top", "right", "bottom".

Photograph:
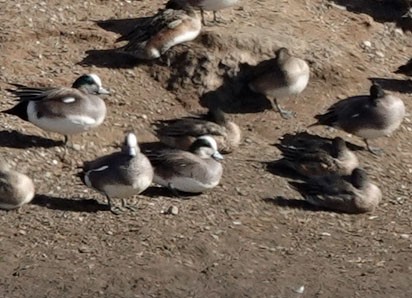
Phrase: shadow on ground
[
  {"left": 0, "top": 130, "right": 63, "bottom": 149},
  {"left": 32, "top": 194, "right": 109, "bottom": 212}
]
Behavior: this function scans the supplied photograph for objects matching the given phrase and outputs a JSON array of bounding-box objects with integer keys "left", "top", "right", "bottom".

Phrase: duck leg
[
  {"left": 364, "top": 139, "right": 383, "bottom": 155},
  {"left": 106, "top": 195, "right": 124, "bottom": 215},
  {"left": 271, "top": 97, "right": 295, "bottom": 119},
  {"left": 167, "top": 183, "right": 182, "bottom": 198},
  {"left": 63, "top": 135, "right": 69, "bottom": 146},
  {"left": 121, "top": 198, "right": 139, "bottom": 212},
  {"left": 200, "top": 8, "right": 206, "bottom": 26}
]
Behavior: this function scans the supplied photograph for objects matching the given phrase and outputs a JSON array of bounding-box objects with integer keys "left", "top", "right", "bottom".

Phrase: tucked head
[
  {"left": 275, "top": 47, "right": 291, "bottom": 62},
  {"left": 122, "top": 132, "right": 139, "bottom": 156},
  {"left": 350, "top": 168, "right": 368, "bottom": 189},
  {"left": 330, "top": 137, "right": 347, "bottom": 158},
  {"left": 189, "top": 135, "right": 224, "bottom": 161},
  {"left": 206, "top": 107, "right": 226, "bottom": 126},
  {"left": 369, "top": 83, "right": 384, "bottom": 99},
  {"left": 72, "top": 74, "right": 110, "bottom": 95}
]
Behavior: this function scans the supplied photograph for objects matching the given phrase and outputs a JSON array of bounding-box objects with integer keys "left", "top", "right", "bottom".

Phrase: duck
[
  {"left": 145, "top": 135, "right": 223, "bottom": 194},
  {"left": 116, "top": 3, "right": 202, "bottom": 60},
  {"left": 289, "top": 168, "right": 381, "bottom": 214},
  {"left": 153, "top": 107, "right": 241, "bottom": 153},
  {"left": 247, "top": 47, "right": 310, "bottom": 119},
  {"left": 310, "top": 83, "right": 405, "bottom": 154},
  {"left": 78, "top": 133, "right": 154, "bottom": 214},
  {"left": 277, "top": 137, "right": 359, "bottom": 177},
  {"left": 0, "top": 159, "right": 35, "bottom": 210},
  {"left": 3, "top": 74, "right": 109, "bottom": 144},
  {"left": 166, "top": 0, "right": 240, "bottom": 25},
  {"left": 395, "top": 57, "right": 412, "bottom": 76}
]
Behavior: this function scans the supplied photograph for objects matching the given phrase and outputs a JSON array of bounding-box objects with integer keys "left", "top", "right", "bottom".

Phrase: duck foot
[{"left": 364, "top": 139, "right": 383, "bottom": 155}]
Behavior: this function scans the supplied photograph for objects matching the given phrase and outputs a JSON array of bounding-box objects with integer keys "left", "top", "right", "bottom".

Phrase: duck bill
[
  {"left": 212, "top": 151, "right": 224, "bottom": 160},
  {"left": 98, "top": 87, "right": 110, "bottom": 95}
]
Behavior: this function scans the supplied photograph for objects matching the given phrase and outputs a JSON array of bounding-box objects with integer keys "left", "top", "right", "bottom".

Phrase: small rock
[
  {"left": 167, "top": 206, "right": 179, "bottom": 215},
  {"left": 72, "top": 144, "right": 81, "bottom": 151},
  {"left": 362, "top": 40, "right": 372, "bottom": 48},
  {"left": 294, "top": 286, "right": 305, "bottom": 294},
  {"left": 78, "top": 245, "right": 93, "bottom": 253},
  {"left": 400, "top": 234, "right": 409, "bottom": 239},
  {"left": 375, "top": 51, "right": 385, "bottom": 58}
]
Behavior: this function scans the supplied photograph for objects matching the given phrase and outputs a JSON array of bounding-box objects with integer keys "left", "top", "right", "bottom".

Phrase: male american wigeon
[
  {"left": 145, "top": 135, "right": 223, "bottom": 194},
  {"left": 310, "top": 83, "right": 405, "bottom": 154},
  {"left": 166, "top": 0, "right": 240, "bottom": 25},
  {"left": 0, "top": 159, "right": 35, "bottom": 210},
  {"left": 78, "top": 133, "right": 154, "bottom": 214},
  {"left": 117, "top": 3, "right": 202, "bottom": 60},
  {"left": 153, "top": 107, "right": 241, "bottom": 153},
  {"left": 247, "top": 47, "right": 310, "bottom": 119},
  {"left": 289, "top": 168, "right": 381, "bottom": 214},
  {"left": 3, "top": 74, "right": 109, "bottom": 144},
  {"left": 278, "top": 137, "right": 359, "bottom": 177}
]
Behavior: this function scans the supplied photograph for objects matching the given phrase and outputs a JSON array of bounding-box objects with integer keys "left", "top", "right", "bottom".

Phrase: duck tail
[
  {"left": 308, "top": 110, "right": 337, "bottom": 128},
  {"left": 2, "top": 101, "right": 29, "bottom": 121}
]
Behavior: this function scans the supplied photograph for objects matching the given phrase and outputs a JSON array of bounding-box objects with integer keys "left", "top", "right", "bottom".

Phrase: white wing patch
[
  {"left": 62, "top": 97, "right": 76, "bottom": 103},
  {"left": 351, "top": 113, "right": 360, "bottom": 118}
]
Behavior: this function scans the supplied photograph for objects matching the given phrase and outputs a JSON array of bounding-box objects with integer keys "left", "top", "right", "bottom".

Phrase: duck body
[
  {"left": 289, "top": 168, "right": 381, "bottom": 213},
  {"left": 278, "top": 137, "right": 359, "bottom": 177},
  {"left": 3, "top": 74, "right": 109, "bottom": 141},
  {"left": 0, "top": 160, "right": 35, "bottom": 210},
  {"left": 312, "top": 84, "right": 405, "bottom": 140},
  {"left": 248, "top": 47, "right": 310, "bottom": 118},
  {"left": 118, "top": 6, "right": 201, "bottom": 60},
  {"left": 79, "top": 133, "right": 153, "bottom": 211},
  {"left": 146, "top": 136, "right": 223, "bottom": 193},
  {"left": 154, "top": 108, "right": 241, "bottom": 153}
]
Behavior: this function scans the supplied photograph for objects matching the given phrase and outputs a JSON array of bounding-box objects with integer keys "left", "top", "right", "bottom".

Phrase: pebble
[
  {"left": 375, "top": 51, "right": 385, "bottom": 58},
  {"left": 78, "top": 245, "right": 93, "bottom": 253},
  {"left": 167, "top": 206, "right": 179, "bottom": 215},
  {"left": 362, "top": 40, "right": 372, "bottom": 48}
]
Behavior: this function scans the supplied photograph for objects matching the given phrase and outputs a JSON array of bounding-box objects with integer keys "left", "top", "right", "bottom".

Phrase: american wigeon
[
  {"left": 166, "top": 0, "right": 240, "bottom": 25},
  {"left": 145, "top": 135, "right": 223, "bottom": 194},
  {"left": 395, "top": 57, "right": 412, "bottom": 76},
  {"left": 248, "top": 47, "right": 310, "bottom": 119},
  {"left": 117, "top": 4, "right": 202, "bottom": 60},
  {"left": 153, "top": 107, "right": 241, "bottom": 153},
  {"left": 278, "top": 137, "right": 359, "bottom": 177},
  {"left": 289, "top": 168, "right": 381, "bottom": 213},
  {"left": 310, "top": 83, "right": 405, "bottom": 154},
  {"left": 0, "top": 159, "right": 35, "bottom": 210},
  {"left": 3, "top": 74, "right": 109, "bottom": 144},
  {"left": 78, "top": 133, "right": 154, "bottom": 214}
]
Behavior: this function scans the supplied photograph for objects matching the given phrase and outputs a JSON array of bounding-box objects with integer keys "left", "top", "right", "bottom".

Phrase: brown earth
[{"left": 0, "top": 0, "right": 412, "bottom": 297}]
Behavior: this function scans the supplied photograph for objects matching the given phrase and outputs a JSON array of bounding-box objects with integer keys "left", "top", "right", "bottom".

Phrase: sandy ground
[{"left": 0, "top": 0, "right": 411, "bottom": 297}]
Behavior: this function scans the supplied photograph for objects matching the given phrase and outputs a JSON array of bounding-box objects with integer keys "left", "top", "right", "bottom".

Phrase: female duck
[
  {"left": 311, "top": 83, "right": 405, "bottom": 154},
  {"left": 289, "top": 168, "right": 381, "bottom": 214},
  {"left": 154, "top": 107, "right": 241, "bottom": 153},
  {"left": 117, "top": 3, "right": 202, "bottom": 60},
  {"left": 0, "top": 159, "right": 35, "bottom": 210}
]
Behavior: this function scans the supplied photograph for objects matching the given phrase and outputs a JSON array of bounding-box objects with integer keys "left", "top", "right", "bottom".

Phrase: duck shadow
[
  {"left": 368, "top": 77, "right": 412, "bottom": 94},
  {"left": 78, "top": 49, "right": 150, "bottom": 69},
  {"left": 199, "top": 62, "right": 273, "bottom": 114},
  {"left": 32, "top": 194, "right": 109, "bottom": 212},
  {"left": 329, "top": 0, "right": 410, "bottom": 25},
  {"left": 0, "top": 130, "right": 64, "bottom": 149},
  {"left": 95, "top": 17, "right": 151, "bottom": 38},
  {"left": 142, "top": 186, "right": 199, "bottom": 199},
  {"left": 263, "top": 196, "right": 323, "bottom": 211}
]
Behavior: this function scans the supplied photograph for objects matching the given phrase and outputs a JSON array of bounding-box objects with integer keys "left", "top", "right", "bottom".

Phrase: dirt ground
[{"left": 0, "top": 0, "right": 412, "bottom": 297}]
